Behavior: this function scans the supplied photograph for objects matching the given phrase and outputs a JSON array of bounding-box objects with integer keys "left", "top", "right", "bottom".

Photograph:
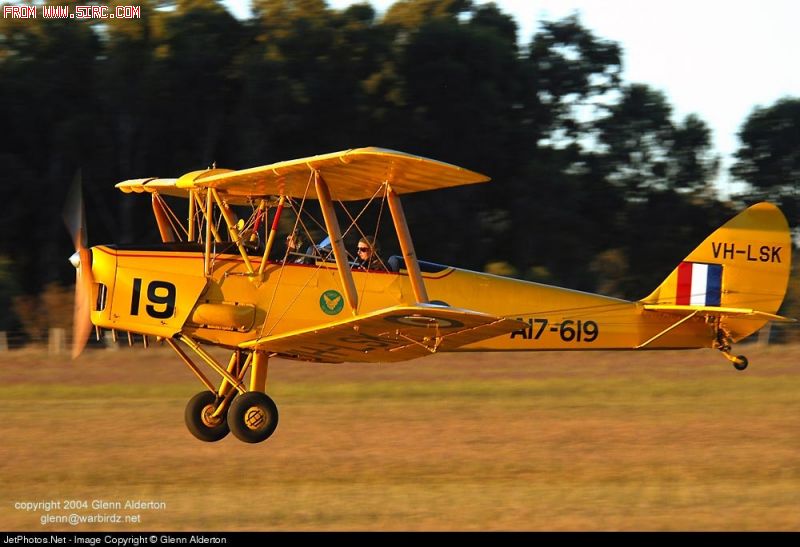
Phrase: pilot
[
  {"left": 285, "top": 232, "right": 308, "bottom": 264},
  {"left": 353, "top": 236, "right": 381, "bottom": 270}
]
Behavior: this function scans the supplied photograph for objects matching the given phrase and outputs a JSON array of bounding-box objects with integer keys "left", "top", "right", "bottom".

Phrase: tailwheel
[
  {"left": 227, "top": 392, "right": 279, "bottom": 444},
  {"left": 719, "top": 348, "right": 749, "bottom": 371},
  {"left": 732, "top": 355, "right": 749, "bottom": 371},
  {"left": 185, "top": 391, "right": 230, "bottom": 442},
  {"left": 716, "top": 331, "right": 748, "bottom": 372}
]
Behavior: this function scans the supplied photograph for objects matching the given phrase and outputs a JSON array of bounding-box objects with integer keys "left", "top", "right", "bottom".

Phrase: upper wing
[
  {"left": 240, "top": 304, "right": 524, "bottom": 363},
  {"left": 116, "top": 178, "right": 188, "bottom": 199},
  {"left": 116, "top": 170, "right": 265, "bottom": 206},
  {"left": 185, "top": 147, "right": 490, "bottom": 201}
]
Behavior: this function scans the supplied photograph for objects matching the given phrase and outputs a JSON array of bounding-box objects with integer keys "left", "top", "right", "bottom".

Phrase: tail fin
[{"left": 641, "top": 202, "right": 793, "bottom": 341}]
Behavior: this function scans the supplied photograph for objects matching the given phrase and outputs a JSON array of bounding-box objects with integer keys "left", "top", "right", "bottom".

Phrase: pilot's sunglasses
[{"left": 357, "top": 247, "right": 370, "bottom": 252}]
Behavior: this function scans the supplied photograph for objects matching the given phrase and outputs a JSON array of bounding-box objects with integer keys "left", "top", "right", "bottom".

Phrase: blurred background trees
[{"left": 0, "top": 0, "right": 797, "bottom": 343}]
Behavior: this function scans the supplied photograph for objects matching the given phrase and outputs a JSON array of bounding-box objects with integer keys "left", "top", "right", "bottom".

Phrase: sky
[{"left": 223, "top": 0, "right": 800, "bottom": 195}]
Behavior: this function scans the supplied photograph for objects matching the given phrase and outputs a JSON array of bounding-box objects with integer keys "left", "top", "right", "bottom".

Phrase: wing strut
[
  {"left": 211, "top": 188, "right": 254, "bottom": 274},
  {"left": 204, "top": 189, "right": 213, "bottom": 276},
  {"left": 259, "top": 195, "right": 285, "bottom": 276},
  {"left": 387, "top": 185, "right": 429, "bottom": 303},
  {"left": 151, "top": 193, "right": 176, "bottom": 242},
  {"left": 188, "top": 189, "right": 196, "bottom": 241},
  {"left": 315, "top": 170, "right": 359, "bottom": 314}
]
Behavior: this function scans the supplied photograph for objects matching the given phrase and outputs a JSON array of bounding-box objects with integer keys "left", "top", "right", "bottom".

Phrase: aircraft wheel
[
  {"left": 733, "top": 355, "right": 748, "bottom": 371},
  {"left": 185, "top": 391, "right": 230, "bottom": 442},
  {"left": 227, "top": 392, "right": 279, "bottom": 444}
]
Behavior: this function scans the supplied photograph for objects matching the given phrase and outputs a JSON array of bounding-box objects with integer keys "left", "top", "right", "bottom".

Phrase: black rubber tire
[
  {"left": 733, "top": 355, "right": 748, "bottom": 371},
  {"left": 227, "top": 392, "right": 279, "bottom": 444},
  {"left": 185, "top": 391, "right": 230, "bottom": 442}
]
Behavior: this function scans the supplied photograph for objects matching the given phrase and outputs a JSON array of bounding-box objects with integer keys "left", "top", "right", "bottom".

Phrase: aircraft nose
[{"left": 69, "top": 250, "right": 81, "bottom": 269}]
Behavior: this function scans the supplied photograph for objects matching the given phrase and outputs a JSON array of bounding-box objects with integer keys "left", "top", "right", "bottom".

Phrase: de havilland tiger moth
[{"left": 63, "top": 148, "right": 794, "bottom": 443}]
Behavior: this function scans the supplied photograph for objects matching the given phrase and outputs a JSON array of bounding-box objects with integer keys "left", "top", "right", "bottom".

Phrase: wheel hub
[
  {"left": 244, "top": 406, "right": 267, "bottom": 430},
  {"left": 201, "top": 404, "right": 222, "bottom": 427}
]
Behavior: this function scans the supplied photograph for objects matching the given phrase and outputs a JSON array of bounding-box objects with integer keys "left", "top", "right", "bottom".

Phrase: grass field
[{"left": 0, "top": 344, "right": 798, "bottom": 531}]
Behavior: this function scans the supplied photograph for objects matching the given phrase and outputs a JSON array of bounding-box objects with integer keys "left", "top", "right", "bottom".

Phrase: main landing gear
[
  {"left": 185, "top": 391, "right": 230, "bottom": 442},
  {"left": 185, "top": 390, "right": 280, "bottom": 443},
  {"left": 168, "top": 337, "right": 279, "bottom": 443},
  {"left": 227, "top": 392, "right": 279, "bottom": 443}
]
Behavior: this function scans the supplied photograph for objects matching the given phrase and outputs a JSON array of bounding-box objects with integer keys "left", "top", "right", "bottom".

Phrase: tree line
[{"left": 0, "top": 0, "right": 797, "bottom": 340}]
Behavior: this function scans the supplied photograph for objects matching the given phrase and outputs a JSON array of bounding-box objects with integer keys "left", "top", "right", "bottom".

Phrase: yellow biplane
[{"left": 64, "top": 148, "right": 794, "bottom": 443}]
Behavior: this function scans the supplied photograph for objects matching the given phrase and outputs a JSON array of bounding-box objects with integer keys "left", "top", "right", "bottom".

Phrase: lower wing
[{"left": 240, "top": 304, "right": 525, "bottom": 363}]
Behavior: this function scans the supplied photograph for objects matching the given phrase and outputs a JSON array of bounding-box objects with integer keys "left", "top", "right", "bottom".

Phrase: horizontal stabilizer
[
  {"left": 241, "top": 304, "right": 524, "bottom": 363},
  {"left": 643, "top": 304, "right": 796, "bottom": 323}
]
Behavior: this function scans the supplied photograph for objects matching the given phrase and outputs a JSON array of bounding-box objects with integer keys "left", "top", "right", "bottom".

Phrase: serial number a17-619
[{"left": 510, "top": 318, "right": 598, "bottom": 342}]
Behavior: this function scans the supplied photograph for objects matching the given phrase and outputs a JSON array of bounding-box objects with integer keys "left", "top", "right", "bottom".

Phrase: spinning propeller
[{"left": 63, "top": 173, "right": 94, "bottom": 359}]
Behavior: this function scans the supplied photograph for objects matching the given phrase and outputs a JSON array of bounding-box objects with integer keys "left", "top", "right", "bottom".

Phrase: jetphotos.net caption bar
[
  {"left": 0, "top": 533, "right": 359, "bottom": 544},
  {"left": 3, "top": 3, "right": 141, "bottom": 20}
]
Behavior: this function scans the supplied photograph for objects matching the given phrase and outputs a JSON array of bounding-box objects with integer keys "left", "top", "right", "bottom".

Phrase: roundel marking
[
  {"left": 383, "top": 314, "right": 464, "bottom": 328},
  {"left": 320, "top": 290, "right": 344, "bottom": 315}
]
